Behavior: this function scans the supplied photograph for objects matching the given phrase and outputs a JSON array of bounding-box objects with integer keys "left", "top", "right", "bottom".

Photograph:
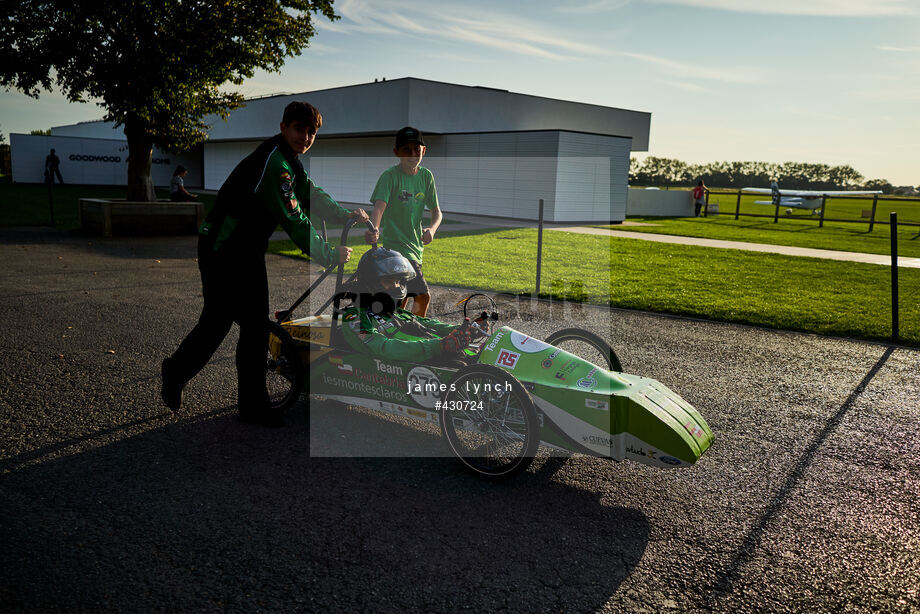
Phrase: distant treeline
[{"left": 629, "top": 156, "right": 906, "bottom": 194}]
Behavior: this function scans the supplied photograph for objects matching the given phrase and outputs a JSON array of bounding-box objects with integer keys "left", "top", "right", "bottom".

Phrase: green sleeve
[
  {"left": 255, "top": 154, "right": 336, "bottom": 268},
  {"left": 413, "top": 312, "right": 457, "bottom": 336},
  {"left": 425, "top": 169, "right": 439, "bottom": 210},
  {"left": 295, "top": 168, "right": 350, "bottom": 222},
  {"left": 341, "top": 310, "right": 443, "bottom": 361}
]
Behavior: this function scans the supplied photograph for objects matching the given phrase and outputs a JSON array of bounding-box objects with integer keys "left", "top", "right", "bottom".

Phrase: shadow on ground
[{"left": 0, "top": 399, "right": 648, "bottom": 612}]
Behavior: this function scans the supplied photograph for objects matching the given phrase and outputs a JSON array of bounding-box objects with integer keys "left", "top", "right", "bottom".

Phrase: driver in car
[{"left": 340, "top": 248, "right": 482, "bottom": 361}]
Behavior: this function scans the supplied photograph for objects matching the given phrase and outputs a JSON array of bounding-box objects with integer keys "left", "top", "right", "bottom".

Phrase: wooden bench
[{"left": 79, "top": 199, "right": 204, "bottom": 237}]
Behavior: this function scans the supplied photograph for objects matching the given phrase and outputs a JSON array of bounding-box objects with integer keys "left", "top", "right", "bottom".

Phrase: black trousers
[
  {"left": 167, "top": 243, "right": 270, "bottom": 414},
  {"left": 45, "top": 168, "right": 63, "bottom": 184}
]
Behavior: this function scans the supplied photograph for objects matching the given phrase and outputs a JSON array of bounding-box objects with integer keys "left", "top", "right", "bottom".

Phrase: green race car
[{"left": 266, "top": 220, "right": 714, "bottom": 479}]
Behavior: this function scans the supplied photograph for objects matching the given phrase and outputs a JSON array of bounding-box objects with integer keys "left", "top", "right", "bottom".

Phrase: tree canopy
[
  {"left": 628, "top": 156, "right": 890, "bottom": 191},
  {"left": 1, "top": 0, "right": 337, "bottom": 199}
]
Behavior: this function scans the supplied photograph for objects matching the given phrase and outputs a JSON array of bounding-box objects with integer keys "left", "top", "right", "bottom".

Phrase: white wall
[
  {"left": 626, "top": 188, "right": 694, "bottom": 217},
  {"left": 202, "top": 140, "right": 264, "bottom": 190},
  {"left": 305, "top": 132, "right": 560, "bottom": 220},
  {"left": 10, "top": 134, "right": 201, "bottom": 187},
  {"left": 201, "top": 130, "right": 632, "bottom": 223},
  {"left": 556, "top": 132, "right": 630, "bottom": 223}
]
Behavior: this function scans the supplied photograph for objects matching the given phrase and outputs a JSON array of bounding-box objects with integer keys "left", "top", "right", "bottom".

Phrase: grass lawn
[
  {"left": 268, "top": 228, "right": 920, "bottom": 347},
  {"left": 701, "top": 189, "right": 920, "bottom": 224},
  {"left": 0, "top": 176, "right": 217, "bottom": 230},
  {"left": 609, "top": 215, "right": 920, "bottom": 258}
]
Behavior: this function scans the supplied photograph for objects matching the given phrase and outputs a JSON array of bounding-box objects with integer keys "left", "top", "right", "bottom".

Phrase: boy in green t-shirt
[{"left": 367, "top": 126, "right": 442, "bottom": 317}]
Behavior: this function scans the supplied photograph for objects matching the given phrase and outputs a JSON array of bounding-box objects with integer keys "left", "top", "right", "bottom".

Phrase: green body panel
[{"left": 292, "top": 321, "right": 714, "bottom": 468}]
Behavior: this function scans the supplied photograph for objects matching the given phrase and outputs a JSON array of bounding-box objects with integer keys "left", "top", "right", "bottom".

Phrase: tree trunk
[{"left": 124, "top": 113, "right": 156, "bottom": 202}]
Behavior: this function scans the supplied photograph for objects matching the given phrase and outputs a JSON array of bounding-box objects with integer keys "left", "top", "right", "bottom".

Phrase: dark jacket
[{"left": 200, "top": 135, "right": 348, "bottom": 266}]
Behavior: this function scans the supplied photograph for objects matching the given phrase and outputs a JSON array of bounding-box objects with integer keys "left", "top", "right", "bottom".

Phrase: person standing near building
[
  {"left": 366, "top": 126, "right": 442, "bottom": 317},
  {"left": 44, "top": 148, "right": 63, "bottom": 184},
  {"left": 161, "top": 101, "right": 370, "bottom": 426},
  {"left": 170, "top": 165, "right": 197, "bottom": 201},
  {"left": 692, "top": 179, "right": 706, "bottom": 217}
]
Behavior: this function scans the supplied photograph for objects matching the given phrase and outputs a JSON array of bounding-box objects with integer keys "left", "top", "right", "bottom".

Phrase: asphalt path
[{"left": 1, "top": 229, "right": 918, "bottom": 613}]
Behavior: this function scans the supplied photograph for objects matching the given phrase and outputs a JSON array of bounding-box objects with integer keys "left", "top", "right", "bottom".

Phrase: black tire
[
  {"left": 545, "top": 327, "right": 623, "bottom": 372},
  {"left": 439, "top": 364, "right": 539, "bottom": 479},
  {"left": 266, "top": 321, "right": 303, "bottom": 411}
]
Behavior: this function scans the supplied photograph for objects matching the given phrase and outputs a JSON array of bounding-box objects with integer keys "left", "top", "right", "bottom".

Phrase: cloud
[
  {"left": 647, "top": 0, "right": 919, "bottom": 16},
  {"left": 555, "top": 0, "right": 632, "bottom": 13},
  {"left": 877, "top": 45, "right": 920, "bottom": 52},
  {"left": 324, "top": 0, "right": 602, "bottom": 60},
  {"left": 664, "top": 80, "right": 707, "bottom": 92},
  {"left": 324, "top": 0, "right": 765, "bottom": 84},
  {"left": 619, "top": 51, "right": 767, "bottom": 83}
]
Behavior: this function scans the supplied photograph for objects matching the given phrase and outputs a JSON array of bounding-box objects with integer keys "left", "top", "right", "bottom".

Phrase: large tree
[{"left": 1, "top": 0, "right": 337, "bottom": 200}]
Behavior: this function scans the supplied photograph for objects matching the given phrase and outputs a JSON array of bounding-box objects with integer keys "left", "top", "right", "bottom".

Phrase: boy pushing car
[{"left": 366, "top": 126, "right": 442, "bottom": 317}]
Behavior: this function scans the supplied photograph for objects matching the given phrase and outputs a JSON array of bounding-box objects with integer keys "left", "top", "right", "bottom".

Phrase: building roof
[{"left": 51, "top": 77, "right": 651, "bottom": 150}]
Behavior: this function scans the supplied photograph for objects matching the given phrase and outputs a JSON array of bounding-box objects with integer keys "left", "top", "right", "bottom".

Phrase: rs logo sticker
[{"left": 495, "top": 349, "right": 521, "bottom": 369}]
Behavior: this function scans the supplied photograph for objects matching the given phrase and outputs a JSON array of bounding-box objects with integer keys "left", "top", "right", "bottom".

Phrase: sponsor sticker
[
  {"left": 495, "top": 349, "right": 521, "bottom": 370},
  {"left": 374, "top": 358, "right": 403, "bottom": 375},
  {"left": 542, "top": 359, "right": 554, "bottom": 369},
  {"left": 585, "top": 398, "right": 609, "bottom": 411},
  {"left": 576, "top": 367, "right": 598, "bottom": 389},
  {"left": 582, "top": 434, "right": 616, "bottom": 447},
  {"left": 509, "top": 331, "right": 551, "bottom": 353},
  {"left": 407, "top": 366, "right": 441, "bottom": 409},
  {"left": 659, "top": 455, "right": 682, "bottom": 466},
  {"left": 280, "top": 171, "right": 294, "bottom": 199},
  {"left": 685, "top": 422, "right": 705, "bottom": 438},
  {"left": 485, "top": 331, "right": 505, "bottom": 353},
  {"left": 554, "top": 359, "right": 579, "bottom": 381}
]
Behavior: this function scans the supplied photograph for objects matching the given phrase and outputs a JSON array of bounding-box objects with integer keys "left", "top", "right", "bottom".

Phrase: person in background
[
  {"left": 44, "top": 149, "right": 63, "bottom": 184},
  {"left": 692, "top": 179, "right": 707, "bottom": 217},
  {"left": 170, "top": 165, "right": 197, "bottom": 201}
]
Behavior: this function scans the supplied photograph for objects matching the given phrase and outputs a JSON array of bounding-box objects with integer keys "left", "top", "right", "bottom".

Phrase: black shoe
[
  {"left": 237, "top": 409, "right": 285, "bottom": 428},
  {"left": 161, "top": 358, "right": 184, "bottom": 411}
]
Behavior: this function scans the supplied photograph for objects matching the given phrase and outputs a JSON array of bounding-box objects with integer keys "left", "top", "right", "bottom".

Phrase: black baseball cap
[{"left": 395, "top": 126, "right": 425, "bottom": 148}]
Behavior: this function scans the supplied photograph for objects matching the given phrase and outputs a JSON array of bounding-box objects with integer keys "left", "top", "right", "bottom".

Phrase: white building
[{"left": 11, "top": 78, "right": 651, "bottom": 222}]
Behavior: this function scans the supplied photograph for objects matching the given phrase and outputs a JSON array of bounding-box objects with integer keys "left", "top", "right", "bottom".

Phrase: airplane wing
[{"left": 742, "top": 187, "right": 881, "bottom": 197}]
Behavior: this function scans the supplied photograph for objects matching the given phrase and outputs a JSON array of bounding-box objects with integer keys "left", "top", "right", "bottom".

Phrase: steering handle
[
  {"left": 364, "top": 219, "right": 379, "bottom": 249},
  {"left": 338, "top": 215, "right": 379, "bottom": 249}
]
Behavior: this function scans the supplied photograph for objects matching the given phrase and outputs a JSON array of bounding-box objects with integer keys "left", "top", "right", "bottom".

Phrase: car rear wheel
[
  {"left": 544, "top": 327, "right": 622, "bottom": 372},
  {"left": 266, "top": 321, "right": 303, "bottom": 411},
  {"left": 440, "top": 364, "right": 539, "bottom": 479}
]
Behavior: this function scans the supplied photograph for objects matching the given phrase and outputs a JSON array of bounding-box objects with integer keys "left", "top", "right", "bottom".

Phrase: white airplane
[{"left": 742, "top": 181, "right": 881, "bottom": 214}]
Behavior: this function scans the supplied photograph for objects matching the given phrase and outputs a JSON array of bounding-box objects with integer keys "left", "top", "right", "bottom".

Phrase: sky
[{"left": 1, "top": 0, "right": 918, "bottom": 185}]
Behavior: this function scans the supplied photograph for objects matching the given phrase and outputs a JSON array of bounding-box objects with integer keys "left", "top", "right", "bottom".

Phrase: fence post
[
  {"left": 891, "top": 212, "right": 899, "bottom": 341},
  {"left": 818, "top": 196, "right": 827, "bottom": 228},
  {"left": 869, "top": 195, "right": 878, "bottom": 233},
  {"left": 536, "top": 198, "right": 544, "bottom": 296},
  {"left": 774, "top": 198, "right": 780, "bottom": 223},
  {"left": 46, "top": 179, "right": 56, "bottom": 227},
  {"left": 735, "top": 189, "right": 742, "bottom": 220}
]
